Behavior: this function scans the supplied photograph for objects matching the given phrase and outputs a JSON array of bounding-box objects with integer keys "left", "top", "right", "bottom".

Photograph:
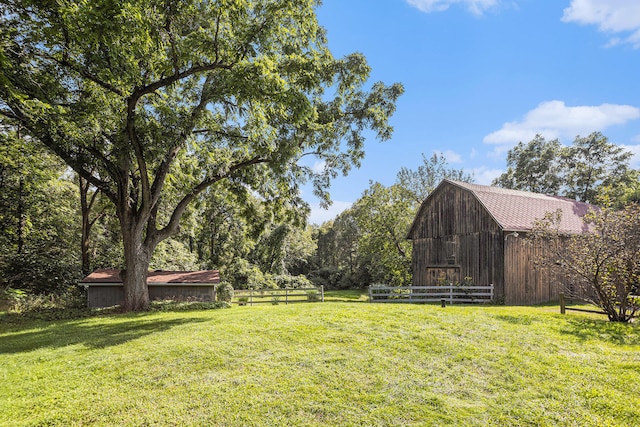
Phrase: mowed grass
[{"left": 0, "top": 301, "right": 638, "bottom": 426}]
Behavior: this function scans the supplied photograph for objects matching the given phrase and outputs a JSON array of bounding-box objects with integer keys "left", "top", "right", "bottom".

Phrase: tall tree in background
[
  {"left": 491, "top": 135, "right": 563, "bottom": 195},
  {"left": 0, "top": 0, "right": 402, "bottom": 310},
  {"left": 562, "top": 132, "right": 634, "bottom": 203},
  {"left": 0, "top": 126, "right": 81, "bottom": 292},
  {"left": 396, "top": 153, "right": 472, "bottom": 204},
  {"left": 351, "top": 182, "right": 413, "bottom": 286},
  {"left": 78, "top": 175, "right": 107, "bottom": 276},
  {"left": 493, "top": 132, "right": 636, "bottom": 204}
]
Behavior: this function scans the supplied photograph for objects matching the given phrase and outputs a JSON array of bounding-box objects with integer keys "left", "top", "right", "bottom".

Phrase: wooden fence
[
  {"left": 232, "top": 286, "right": 324, "bottom": 306},
  {"left": 369, "top": 284, "right": 494, "bottom": 304},
  {"left": 559, "top": 291, "right": 639, "bottom": 316}
]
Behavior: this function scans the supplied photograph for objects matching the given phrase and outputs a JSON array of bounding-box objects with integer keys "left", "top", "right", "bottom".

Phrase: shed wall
[
  {"left": 87, "top": 286, "right": 124, "bottom": 308},
  {"left": 87, "top": 284, "right": 216, "bottom": 308}
]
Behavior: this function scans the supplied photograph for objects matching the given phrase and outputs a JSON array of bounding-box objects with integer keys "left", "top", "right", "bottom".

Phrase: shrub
[
  {"left": 150, "top": 300, "right": 230, "bottom": 312},
  {"left": 531, "top": 206, "right": 640, "bottom": 322},
  {"left": 273, "top": 274, "right": 312, "bottom": 289},
  {"left": 217, "top": 282, "right": 234, "bottom": 303}
]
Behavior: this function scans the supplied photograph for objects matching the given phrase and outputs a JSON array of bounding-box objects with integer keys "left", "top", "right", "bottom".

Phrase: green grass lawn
[{"left": 1, "top": 301, "right": 638, "bottom": 426}]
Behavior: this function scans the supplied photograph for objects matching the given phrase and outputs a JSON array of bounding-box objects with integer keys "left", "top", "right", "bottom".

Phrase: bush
[
  {"left": 217, "top": 282, "right": 234, "bottom": 303},
  {"left": 0, "top": 287, "right": 91, "bottom": 321},
  {"left": 150, "top": 300, "right": 230, "bottom": 312},
  {"left": 6, "top": 287, "right": 85, "bottom": 313},
  {"left": 273, "top": 274, "right": 312, "bottom": 289},
  {"left": 2, "top": 248, "right": 82, "bottom": 294},
  {"left": 308, "top": 267, "right": 343, "bottom": 290}
]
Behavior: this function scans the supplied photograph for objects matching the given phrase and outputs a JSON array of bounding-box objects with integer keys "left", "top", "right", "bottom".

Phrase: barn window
[{"left": 446, "top": 237, "right": 456, "bottom": 265}]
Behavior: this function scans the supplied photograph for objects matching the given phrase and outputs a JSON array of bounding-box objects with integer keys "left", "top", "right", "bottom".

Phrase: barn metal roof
[
  {"left": 80, "top": 268, "right": 220, "bottom": 284},
  {"left": 408, "top": 179, "right": 597, "bottom": 236}
]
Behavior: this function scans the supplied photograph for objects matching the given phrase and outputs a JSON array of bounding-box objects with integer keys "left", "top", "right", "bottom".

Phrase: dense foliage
[{"left": 493, "top": 132, "right": 637, "bottom": 204}]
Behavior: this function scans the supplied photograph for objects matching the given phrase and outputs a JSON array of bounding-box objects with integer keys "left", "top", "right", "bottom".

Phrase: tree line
[{"left": 2, "top": 123, "right": 638, "bottom": 319}]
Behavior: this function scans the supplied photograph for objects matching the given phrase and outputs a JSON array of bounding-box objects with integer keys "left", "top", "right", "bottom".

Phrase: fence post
[
  {"left": 321, "top": 285, "right": 324, "bottom": 303},
  {"left": 249, "top": 290, "right": 253, "bottom": 306},
  {"left": 368, "top": 286, "right": 372, "bottom": 302},
  {"left": 560, "top": 292, "right": 565, "bottom": 314},
  {"left": 285, "top": 288, "right": 289, "bottom": 305},
  {"left": 449, "top": 284, "right": 453, "bottom": 305}
]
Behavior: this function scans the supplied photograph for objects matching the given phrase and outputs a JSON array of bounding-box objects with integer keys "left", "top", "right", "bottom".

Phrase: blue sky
[{"left": 305, "top": 0, "right": 640, "bottom": 224}]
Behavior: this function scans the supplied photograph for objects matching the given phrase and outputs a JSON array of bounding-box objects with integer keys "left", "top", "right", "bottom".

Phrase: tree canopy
[
  {"left": 0, "top": 0, "right": 402, "bottom": 310},
  {"left": 492, "top": 132, "right": 636, "bottom": 204}
]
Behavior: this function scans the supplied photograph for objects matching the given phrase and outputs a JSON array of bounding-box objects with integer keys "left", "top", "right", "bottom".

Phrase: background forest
[{"left": 1, "top": 129, "right": 639, "bottom": 299}]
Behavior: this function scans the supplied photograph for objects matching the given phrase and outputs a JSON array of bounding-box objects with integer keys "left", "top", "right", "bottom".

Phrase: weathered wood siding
[
  {"left": 87, "top": 285, "right": 124, "bottom": 308},
  {"left": 410, "top": 185, "right": 505, "bottom": 301},
  {"left": 87, "top": 284, "right": 216, "bottom": 308},
  {"left": 149, "top": 285, "right": 215, "bottom": 302},
  {"left": 503, "top": 235, "right": 571, "bottom": 305}
]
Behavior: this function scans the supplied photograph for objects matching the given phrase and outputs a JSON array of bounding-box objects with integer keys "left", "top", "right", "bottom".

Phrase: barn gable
[
  {"left": 408, "top": 180, "right": 594, "bottom": 239},
  {"left": 408, "top": 180, "right": 596, "bottom": 305}
]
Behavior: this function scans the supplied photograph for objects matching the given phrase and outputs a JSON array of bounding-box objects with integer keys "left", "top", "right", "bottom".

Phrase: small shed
[
  {"left": 80, "top": 269, "right": 220, "bottom": 308},
  {"left": 407, "top": 180, "right": 595, "bottom": 305}
]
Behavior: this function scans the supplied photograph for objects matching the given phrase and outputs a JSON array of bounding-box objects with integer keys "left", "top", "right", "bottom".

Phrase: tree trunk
[
  {"left": 121, "top": 225, "right": 152, "bottom": 311},
  {"left": 79, "top": 177, "right": 91, "bottom": 276},
  {"left": 16, "top": 176, "right": 25, "bottom": 254}
]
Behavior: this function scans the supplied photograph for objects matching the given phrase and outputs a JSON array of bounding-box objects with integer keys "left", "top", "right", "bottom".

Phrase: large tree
[
  {"left": 561, "top": 132, "right": 635, "bottom": 203},
  {"left": 0, "top": 0, "right": 402, "bottom": 310},
  {"left": 493, "top": 132, "right": 635, "bottom": 204},
  {"left": 491, "top": 134, "right": 563, "bottom": 195},
  {"left": 396, "top": 152, "right": 472, "bottom": 204},
  {"left": 351, "top": 182, "right": 413, "bottom": 286}
]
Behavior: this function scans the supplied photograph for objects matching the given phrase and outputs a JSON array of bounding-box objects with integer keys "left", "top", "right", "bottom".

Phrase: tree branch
[
  {"left": 41, "top": 53, "right": 125, "bottom": 97},
  {"left": 148, "top": 155, "right": 270, "bottom": 246}
]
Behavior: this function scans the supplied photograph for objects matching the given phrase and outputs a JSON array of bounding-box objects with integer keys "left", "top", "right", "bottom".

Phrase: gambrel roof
[{"left": 408, "top": 179, "right": 596, "bottom": 237}]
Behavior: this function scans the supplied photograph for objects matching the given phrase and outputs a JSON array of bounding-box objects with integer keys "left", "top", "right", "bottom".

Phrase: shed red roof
[
  {"left": 409, "top": 180, "right": 597, "bottom": 236},
  {"left": 80, "top": 269, "right": 220, "bottom": 284}
]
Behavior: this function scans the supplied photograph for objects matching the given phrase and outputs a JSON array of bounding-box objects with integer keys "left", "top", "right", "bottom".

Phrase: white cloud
[
  {"left": 311, "top": 160, "right": 326, "bottom": 174},
  {"left": 435, "top": 149, "right": 463, "bottom": 163},
  {"left": 483, "top": 100, "right": 640, "bottom": 153},
  {"left": 308, "top": 200, "right": 353, "bottom": 225},
  {"left": 562, "top": 0, "right": 640, "bottom": 48},
  {"left": 470, "top": 167, "right": 503, "bottom": 185},
  {"left": 406, "top": 0, "right": 499, "bottom": 16},
  {"left": 621, "top": 144, "right": 640, "bottom": 168}
]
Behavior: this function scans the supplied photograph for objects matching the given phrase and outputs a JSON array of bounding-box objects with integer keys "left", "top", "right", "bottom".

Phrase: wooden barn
[
  {"left": 407, "top": 180, "right": 595, "bottom": 305},
  {"left": 80, "top": 269, "right": 220, "bottom": 308}
]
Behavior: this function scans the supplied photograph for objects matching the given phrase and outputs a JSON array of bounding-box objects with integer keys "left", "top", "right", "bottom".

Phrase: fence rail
[
  {"left": 369, "top": 284, "right": 494, "bottom": 304},
  {"left": 559, "top": 291, "right": 639, "bottom": 316},
  {"left": 232, "top": 286, "right": 324, "bottom": 306}
]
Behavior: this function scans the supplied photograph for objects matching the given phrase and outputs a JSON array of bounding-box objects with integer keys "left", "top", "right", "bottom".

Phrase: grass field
[{"left": 1, "top": 298, "right": 638, "bottom": 426}]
